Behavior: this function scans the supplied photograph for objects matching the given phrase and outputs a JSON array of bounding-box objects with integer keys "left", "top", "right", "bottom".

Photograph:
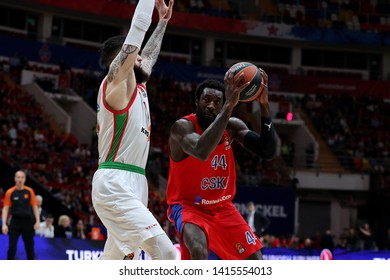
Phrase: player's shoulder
[
  {"left": 170, "top": 117, "right": 196, "bottom": 136},
  {"left": 228, "top": 117, "right": 246, "bottom": 129},
  {"left": 172, "top": 117, "right": 193, "bottom": 129}
]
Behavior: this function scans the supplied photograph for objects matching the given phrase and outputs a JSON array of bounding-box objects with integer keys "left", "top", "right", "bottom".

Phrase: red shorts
[{"left": 168, "top": 203, "right": 262, "bottom": 260}]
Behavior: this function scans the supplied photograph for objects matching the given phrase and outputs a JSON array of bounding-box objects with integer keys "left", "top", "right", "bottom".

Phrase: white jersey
[
  {"left": 96, "top": 78, "right": 151, "bottom": 172},
  {"left": 93, "top": 78, "right": 168, "bottom": 259},
  {"left": 93, "top": 78, "right": 175, "bottom": 260}
]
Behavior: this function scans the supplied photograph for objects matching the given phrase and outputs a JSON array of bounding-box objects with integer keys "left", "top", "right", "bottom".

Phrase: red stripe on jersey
[{"left": 102, "top": 79, "right": 139, "bottom": 114}]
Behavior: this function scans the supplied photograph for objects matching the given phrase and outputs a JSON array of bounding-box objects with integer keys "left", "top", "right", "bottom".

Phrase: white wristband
[{"left": 124, "top": 0, "right": 154, "bottom": 49}]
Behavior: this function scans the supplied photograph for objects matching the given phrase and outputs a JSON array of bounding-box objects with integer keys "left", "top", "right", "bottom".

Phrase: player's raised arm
[
  {"left": 104, "top": 0, "right": 154, "bottom": 110},
  {"left": 228, "top": 69, "right": 276, "bottom": 160},
  {"left": 141, "top": 0, "right": 174, "bottom": 76},
  {"left": 170, "top": 73, "right": 247, "bottom": 162}
]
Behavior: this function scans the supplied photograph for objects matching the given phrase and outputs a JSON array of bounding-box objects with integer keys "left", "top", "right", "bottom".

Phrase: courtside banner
[
  {"left": 1, "top": 236, "right": 389, "bottom": 260},
  {"left": 0, "top": 235, "right": 104, "bottom": 260},
  {"left": 0, "top": 260, "right": 390, "bottom": 280}
]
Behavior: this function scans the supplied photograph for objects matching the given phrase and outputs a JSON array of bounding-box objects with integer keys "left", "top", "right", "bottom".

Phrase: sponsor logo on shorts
[
  {"left": 234, "top": 242, "right": 245, "bottom": 254},
  {"left": 123, "top": 252, "right": 135, "bottom": 260},
  {"left": 145, "top": 223, "right": 158, "bottom": 230}
]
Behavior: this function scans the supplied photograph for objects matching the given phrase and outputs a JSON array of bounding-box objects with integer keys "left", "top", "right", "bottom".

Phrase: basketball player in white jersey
[{"left": 92, "top": 0, "right": 176, "bottom": 260}]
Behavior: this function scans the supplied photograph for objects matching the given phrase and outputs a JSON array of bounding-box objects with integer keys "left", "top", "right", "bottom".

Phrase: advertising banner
[
  {"left": 233, "top": 186, "right": 296, "bottom": 236},
  {"left": 1, "top": 235, "right": 389, "bottom": 260}
]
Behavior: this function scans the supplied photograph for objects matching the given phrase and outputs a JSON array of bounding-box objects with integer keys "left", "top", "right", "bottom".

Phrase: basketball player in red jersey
[{"left": 166, "top": 69, "right": 276, "bottom": 260}]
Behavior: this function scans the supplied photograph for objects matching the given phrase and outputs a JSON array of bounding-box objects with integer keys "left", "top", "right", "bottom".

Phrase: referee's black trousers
[{"left": 7, "top": 216, "right": 35, "bottom": 260}]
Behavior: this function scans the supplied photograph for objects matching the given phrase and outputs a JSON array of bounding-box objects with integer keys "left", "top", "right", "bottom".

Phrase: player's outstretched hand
[
  {"left": 156, "top": 0, "right": 174, "bottom": 22},
  {"left": 224, "top": 69, "right": 249, "bottom": 108}
]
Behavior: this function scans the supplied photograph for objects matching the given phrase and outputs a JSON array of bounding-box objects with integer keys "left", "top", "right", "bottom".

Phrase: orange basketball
[{"left": 228, "top": 62, "right": 265, "bottom": 102}]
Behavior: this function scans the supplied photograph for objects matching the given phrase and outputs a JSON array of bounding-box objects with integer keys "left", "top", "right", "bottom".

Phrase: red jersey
[{"left": 166, "top": 113, "right": 236, "bottom": 209}]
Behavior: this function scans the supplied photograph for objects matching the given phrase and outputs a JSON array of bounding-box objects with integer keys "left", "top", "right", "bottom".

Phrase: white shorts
[{"left": 92, "top": 168, "right": 165, "bottom": 258}]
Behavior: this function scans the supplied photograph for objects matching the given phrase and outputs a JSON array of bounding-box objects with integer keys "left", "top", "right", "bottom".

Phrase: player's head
[
  {"left": 194, "top": 79, "right": 225, "bottom": 128},
  {"left": 100, "top": 35, "right": 124, "bottom": 67},
  {"left": 100, "top": 35, "right": 149, "bottom": 83}
]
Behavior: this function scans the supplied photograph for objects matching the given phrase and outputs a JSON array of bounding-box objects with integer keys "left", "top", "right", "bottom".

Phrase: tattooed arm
[
  {"left": 141, "top": 0, "right": 174, "bottom": 76},
  {"left": 105, "top": 45, "right": 139, "bottom": 111},
  {"left": 105, "top": 0, "right": 155, "bottom": 111},
  {"left": 107, "top": 45, "right": 138, "bottom": 84}
]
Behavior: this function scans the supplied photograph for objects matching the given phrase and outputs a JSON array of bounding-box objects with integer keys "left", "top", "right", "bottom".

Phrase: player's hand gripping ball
[{"left": 228, "top": 62, "right": 267, "bottom": 102}]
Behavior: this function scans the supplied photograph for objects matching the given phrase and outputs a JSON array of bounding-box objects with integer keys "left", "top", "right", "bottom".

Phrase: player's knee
[{"left": 142, "top": 234, "right": 176, "bottom": 260}]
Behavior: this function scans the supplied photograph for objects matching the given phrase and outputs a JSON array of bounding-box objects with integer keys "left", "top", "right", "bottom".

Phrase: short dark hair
[
  {"left": 194, "top": 79, "right": 225, "bottom": 102},
  {"left": 99, "top": 35, "right": 125, "bottom": 66},
  {"left": 247, "top": 201, "right": 255, "bottom": 207}
]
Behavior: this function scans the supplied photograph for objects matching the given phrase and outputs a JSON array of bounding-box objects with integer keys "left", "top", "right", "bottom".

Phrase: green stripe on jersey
[
  {"left": 106, "top": 113, "right": 127, "bottom": 162},
  {"left": 98, "top": 162, "right": 145, "bottom": 175}
]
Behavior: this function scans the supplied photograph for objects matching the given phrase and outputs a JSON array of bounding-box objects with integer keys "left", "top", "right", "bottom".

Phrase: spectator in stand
[
  {"left": 55, "top": 214, "right": 73, "bottom": 239},
  {"left": 1, "top": 170, "right": 40, "bottom": 259},
  {"left": 268, "top": 235, "right": 281, "bottom": 247},
  {"left": 35, "top": 194, "right": 47, "bottom": 221},
  {"left": 358, "top": 221, "right": 376, "bottom": 250},
  {"left": 36, "top": 213, "right": 55, "bottom": 238},
  {"left": 347, "top": 227, "right": 359, "bottom": 250},
  {"left": 320, "top": 229, "right": 335, "bottom": 250},
  {"left": 73, "top": 219, "right": 88, "bottom": 239},
  {"left": 335, "top": 234, "right": 349, "bottom": 249},
  {"left": 286, "top": 234, "right": 300, "bottom": 250},
  {"left": 311, "top": 231, "right": 322, "bottom": 249},
  {"left": 261, "top": 233, "right": 271, "bottom": 247},
  {"left": 302, "top": 237, "right": 313, "bottom": 250}
]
